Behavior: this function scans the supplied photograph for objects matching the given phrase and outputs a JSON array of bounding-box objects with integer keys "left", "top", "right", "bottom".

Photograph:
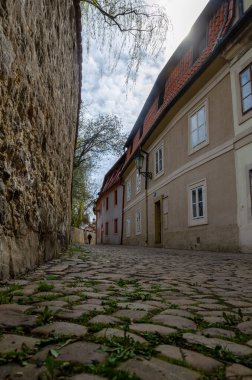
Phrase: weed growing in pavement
[
  {"left": 37, "top": 282, "right": 54, "bottom": 292},
  {"left": 87, "top": 322, "right": 108, "bottom": 333},
  {"left": 191, "top": 314, "right": 210, "bottom": 329},
  {"left": 37, "top": 293, "right": 61, "bottom": 302},
  {"left": 169, "top": 303, "right": 179, "bottom": 309},
  {"left": 102, "top": 335, "right": 154, "bottom": 364},
  {"left": 138, "top": 307, "right": 163, "bottom": 323},
  {"left": 76, "top": 310, "right": 100, "bottom": 325},
  {"left": 125, "top": 292, "right": 151, "bottom": 302},
  {"left": 0, "top": 343, "right": 34, "bottom": 366},
  {"left": 36, "top": 306, "right": 57, "bottom": 326},
  {"left": 222, "top": 309, "right": 244, "bottom": 326},
  {"left": 102, "top": 299, "right": 119, "bottom": 314},
  {"left": 201, "top": 366, "right": 226, "bottom": 380},
  {"left": 0, "top": 284, "right": 22, "bottom": 304}
]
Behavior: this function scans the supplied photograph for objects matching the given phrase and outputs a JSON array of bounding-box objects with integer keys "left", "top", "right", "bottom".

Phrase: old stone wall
[{"left": 0, "top": 0, "right": 81, "bottom": 279}]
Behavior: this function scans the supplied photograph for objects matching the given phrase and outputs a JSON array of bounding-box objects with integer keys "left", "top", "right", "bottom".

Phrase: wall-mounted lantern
[{"left": 134, "top": 149, "right": 152, "bottom": 179}]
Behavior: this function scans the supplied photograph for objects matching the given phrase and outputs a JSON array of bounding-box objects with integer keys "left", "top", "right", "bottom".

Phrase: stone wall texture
[{"left": 0, "top": 0, "right": 81, "bottom": 279}]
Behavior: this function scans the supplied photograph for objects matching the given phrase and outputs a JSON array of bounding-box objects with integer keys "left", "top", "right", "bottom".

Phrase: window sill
[
  {"left": 188, "top": 219, "right": 208, "bottom": 227},
  {"left": 189, "top": 140, "right": 209, "bottom": 156},
  {"left": 154, "top": 170, "right": 164, "bottom": 180}
]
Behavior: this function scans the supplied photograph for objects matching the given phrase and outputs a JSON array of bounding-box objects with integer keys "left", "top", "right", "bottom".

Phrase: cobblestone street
[{"left": 1, "top": 245, "right": 252, "bottom": 379}]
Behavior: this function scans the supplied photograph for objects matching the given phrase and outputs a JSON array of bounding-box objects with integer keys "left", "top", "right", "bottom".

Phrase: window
[
  {"left": 158, "top": 87, "right": 165, "bottom": 109},
  {"left": 250, "top": 170, "right": 252, "bottom": 213},
  {"left": 106, "top": 197, "right": 109, "bottom": 210},
  {"left": 126, "top": 218, "right": 131, "bottom": 237},
  {"left": 114, "top": 218, "right": 118, "bottom": 234},
  {"left": 188, "top": 179, "right": 207, "bottom": 226},
  {"left": 189, "top": 103, "right": 208, "bottom": 152},
  {"left": 126, "top": 180, "right": 131, "bottom": 201},
  {"left": 154, "top": 144, "right": 164, "bottom": 177},
  {"left": 114, "top": 190, "right": 118, "bottom": 206},
  {"left": 105, "top": 222, "right": 109, "bottom": 235},
  {"left": 136, "top": 171, "right": 141, "bottom": 194},
  {"left": 240, "top": 65, "right": 252, "bottom": 114},
  {"left": 135, "top": 209, "right": 142, "bottom": 235}
]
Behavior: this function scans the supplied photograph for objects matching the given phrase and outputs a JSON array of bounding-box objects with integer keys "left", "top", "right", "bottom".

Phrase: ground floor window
[
  {"left": 105, "top": 222, "right": 109, "bottom": 235},
  {"left": 188, "top": 179, "right": 207, "bottom": 226},
  {"left": 135, "top": 209, "right": 142, "bottom": 235},
  {"left": 114, "top": 218, "right": 118, "bottom": 234}
]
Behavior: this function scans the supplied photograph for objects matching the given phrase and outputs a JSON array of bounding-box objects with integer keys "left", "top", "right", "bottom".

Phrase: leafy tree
[
  {"left": 81, "top": 0, "right": 170, "bottom": 83},
  {"left": 74, "top": 110, "right": 127, "bottom": 169},
  {"left": 72, "top": 108, "right": 127, "bottom": 226}
]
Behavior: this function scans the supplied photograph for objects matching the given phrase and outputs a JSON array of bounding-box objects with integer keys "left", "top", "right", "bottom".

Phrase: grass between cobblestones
[{"left": 1, "top": 244, "right": 252, "bottom": 379}]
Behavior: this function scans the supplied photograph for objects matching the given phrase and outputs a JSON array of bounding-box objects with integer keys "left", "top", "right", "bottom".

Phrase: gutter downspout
[{"left": 141, "top": 149, "right": 150, "bottom": 246}]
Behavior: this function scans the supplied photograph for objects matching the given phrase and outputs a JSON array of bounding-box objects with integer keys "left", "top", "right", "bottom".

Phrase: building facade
[
  {"left": 97, "top": 0, "right": 252, "bottom": 253},
  {"left": 96, "top": 155, "right": 125, "bottom": 245}
]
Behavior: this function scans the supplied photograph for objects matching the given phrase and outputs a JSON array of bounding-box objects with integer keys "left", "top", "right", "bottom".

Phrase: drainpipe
[{"left": 141, "top": 149, "right": 150, "bottom": 246}]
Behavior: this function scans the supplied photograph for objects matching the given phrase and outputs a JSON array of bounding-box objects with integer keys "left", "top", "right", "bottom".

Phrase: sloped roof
[
  {"left": 123, "top": 0, "right": 244, "bottom": 171},
  {"left": 98, "top": 153, "right": 126, "bottom": 199}
]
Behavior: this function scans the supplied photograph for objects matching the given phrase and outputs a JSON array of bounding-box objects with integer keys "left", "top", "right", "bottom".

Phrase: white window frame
[
  {"left": 188, "top": 179, "right": 208, "bottom": 226},
  {"left": 126, "top": 179, "right": 131, "bottom": 202},
  {"left": 136, "top": 170, "right": 141, "bottom": 194},
  {"left": 126, "top": 217, "right": 131, "bottom": 237},
  {"left": 154, "top": 143, "right": 164, "bottom": 178},
  {"left": 188, "top": 100, "right": 209, "bottom": 155},
  {"left": 135, "top": 209, "right": 142, "bottom": 235}
]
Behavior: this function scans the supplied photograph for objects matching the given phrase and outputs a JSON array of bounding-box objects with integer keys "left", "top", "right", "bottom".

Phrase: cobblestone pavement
[{"left": 1, "top": 245, "right": 252, "bottom": 380}]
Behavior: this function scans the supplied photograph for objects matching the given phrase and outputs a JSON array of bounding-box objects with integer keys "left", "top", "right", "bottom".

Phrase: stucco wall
[
  {"left": 0, "top": 0, "right": 81, "bottom": 279},
  {"left": 147, "top": 151, "right": 238, "bottom": 252},
  {"left": 97, "top": 185, "right": 124, "bottom": 245}
]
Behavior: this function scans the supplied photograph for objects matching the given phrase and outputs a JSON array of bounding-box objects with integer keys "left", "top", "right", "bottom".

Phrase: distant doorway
[{"left": 155, "top": 200, "right": 162, "bottom": 244}]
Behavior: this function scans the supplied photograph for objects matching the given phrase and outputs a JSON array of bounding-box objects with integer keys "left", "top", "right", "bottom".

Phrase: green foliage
[
  {"left": 0, "top": 284, "right": 21, "bottom": 304},
  {"left": 37, "top": 282, "right": 54, "bottom": 292},
  {"left": 102, "top": 335, "right": 154, "bottom": 365},
  {"left": 0, "top": 343, "right": 33, "bottom": 366},
  {"left": 81, "top": 0, "right": 170, "bottom": 84},
  {"left": 36, "top": 306, "right": 57, "bottom": 326},
  {"left": 222, "top": 309, "right": 244, "bottom": 326}
]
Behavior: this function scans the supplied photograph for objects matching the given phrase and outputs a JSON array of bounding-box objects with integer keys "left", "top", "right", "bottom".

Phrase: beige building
[{"left": 98, "top": 0, "right": 252, "bottom": 253}]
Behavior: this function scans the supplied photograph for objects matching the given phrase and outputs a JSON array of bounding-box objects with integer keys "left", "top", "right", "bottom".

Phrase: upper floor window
[
  {"left": 126, "top": 180, "right": 131, "bottom": 202},
  {"left": 189, "top": 103, "right": 208, "bottom": 153},
  {"left": 240, "top": 65, "right": 252, "bottom": 114},
  {"left": 114, "top": 190, "right": 118, "bottom": 206},
  {"left": 188, "top": 179, "right": 207, "bottom": 226},
  {"left": 135, "top": 209, "right": 142, "bottom": 235},
  {"left": 154, "top": 144, "right": 164, "bottom": 177},
  {"left": 136, "top": 171, "right": 141, "bottom": 194},
  {"left": 106, "top": 196, "right": 109, "bottom": 210}
]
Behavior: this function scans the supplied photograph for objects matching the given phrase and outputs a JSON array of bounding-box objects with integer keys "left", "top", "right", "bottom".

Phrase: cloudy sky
[{"left": 81, "top": 0, "right": 209, "bottom": 187}]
